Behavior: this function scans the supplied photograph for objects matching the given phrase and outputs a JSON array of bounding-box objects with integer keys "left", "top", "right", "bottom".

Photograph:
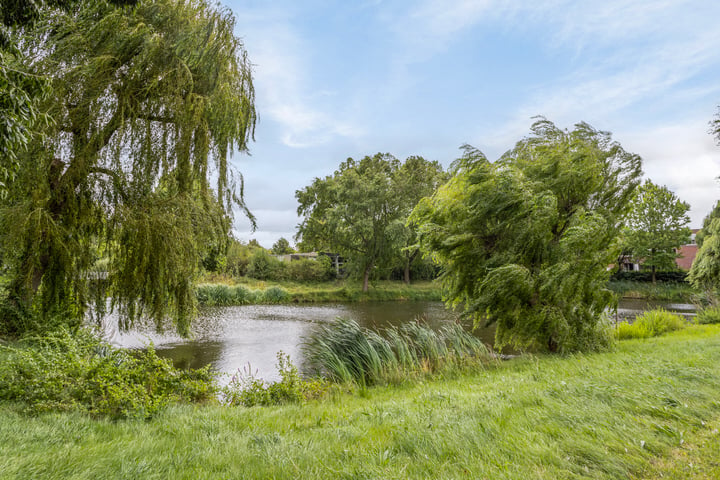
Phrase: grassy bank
[
  {"left": 607, "top": 279, "right": 697, "bottom": 303},
  {"left": 196, "top": 278, "right": 443, "bottom": 305},
  {"left": 2, "top": 325, "right": 720, "bottom": 479}
]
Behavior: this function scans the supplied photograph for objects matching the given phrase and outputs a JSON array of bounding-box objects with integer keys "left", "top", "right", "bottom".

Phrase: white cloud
[
  {"left": 233, "top": 7, "right": 363, "bottom": 149},
  {"left": 619, "top": 123, "right": 720, "bottom": 227}
]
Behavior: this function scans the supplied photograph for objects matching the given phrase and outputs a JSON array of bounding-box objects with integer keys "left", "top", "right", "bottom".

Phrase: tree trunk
[
  {"left": 652, "top": 265, "right": 656, "bottom": 285},
  {"left": 362, "top": 263, "right": 373, "bottom": 292},
  {"left": 404, "top": 249, "right": 419, "bottom": 285}
]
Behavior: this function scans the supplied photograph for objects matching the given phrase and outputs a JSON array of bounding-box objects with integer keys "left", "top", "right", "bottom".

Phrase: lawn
[{"left": 1, "top": 325, "right": 720, "bottom": 479}]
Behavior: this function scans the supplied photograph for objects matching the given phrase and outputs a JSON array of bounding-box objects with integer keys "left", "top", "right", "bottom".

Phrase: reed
[{"left": 303, "top": 318, "right": 491, "bottom": 385}]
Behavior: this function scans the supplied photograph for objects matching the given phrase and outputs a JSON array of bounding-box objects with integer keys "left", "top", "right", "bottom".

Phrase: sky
[{"left": 224, "top": 0, "right": 720, "bottom": 248}]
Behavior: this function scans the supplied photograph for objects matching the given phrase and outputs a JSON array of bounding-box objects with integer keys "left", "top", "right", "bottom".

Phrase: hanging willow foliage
[{"left": 0, "top": 0, "right": 256, "bottom": 336}]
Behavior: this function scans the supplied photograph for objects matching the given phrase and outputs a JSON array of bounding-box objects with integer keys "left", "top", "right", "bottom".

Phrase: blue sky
[{"left": 226, "top": 0, "right": 720, "bottom": 247}]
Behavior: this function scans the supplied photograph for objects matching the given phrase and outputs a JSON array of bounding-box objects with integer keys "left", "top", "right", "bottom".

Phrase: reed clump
[
  {"left": 616, "top": 308, "right": 686, "bottom": 339},
  {"left": 303, "top": 318, "right": 492, "bottom": 385}
]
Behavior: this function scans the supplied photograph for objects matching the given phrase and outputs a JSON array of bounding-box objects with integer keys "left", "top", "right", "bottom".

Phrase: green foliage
[
  {"left": 622, "top": 180, "right": 691, "bottom": 280},
  {"left": 0, "top": 328, "right": 217, "bottom": 418},
  {"left": 689, "top": 201, "right": 720, "bottom": 302},
  {"left": 303, "top": 318, "right": 490, "bottom": 385},
  {"left": 271, "top": 237, "right": 295, "bottom": 255},
  {"left": 261, "top": 286, "right": 290, "bottom": 303},
  {"left": 195, "top": 284, "right": 256, "bottom": 306},
  {"left": 412, "top": 119, "right": 642, "bottom": 353},
  {"left": 218, "top": 238, "right": 253, "bottom": 277},
  {"left": 246, "top": 249, "right": 286, "bottom": 281},
  {"left": 615, "top": 308, "right": 686, "bottom": 339},
  {"left": 0, "top": 0, "right": 256, "bottom": 336},
  {"left": 695, "top": 306, "right": 720, "bottom": 325},
  {"left": 607, "top": 280, "right": 696, "bottom": 302},
  {"left": 296, "top": 154, "right": 445, "bottom": 290},
  {"left": 223, "top": 352, "right": 331, "bottom": 407},
  {"left": 610, "top": 271, "right": 688, "bottom": 283},
  {"left": 286, "top": 256, "right": 335, "bottom": 282}
]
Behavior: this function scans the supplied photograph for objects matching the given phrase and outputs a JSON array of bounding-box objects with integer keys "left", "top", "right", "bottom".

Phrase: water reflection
[
  {"left": 103, "top": 298, "right": 695, "bottom": 382},
  {"left": 104, "top": 302, "right": 461, "bottom": 382}
]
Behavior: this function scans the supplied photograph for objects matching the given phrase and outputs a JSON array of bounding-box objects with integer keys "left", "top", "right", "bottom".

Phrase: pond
[{"left": 103, "top": 299, "right": 696, "bottom": 382}]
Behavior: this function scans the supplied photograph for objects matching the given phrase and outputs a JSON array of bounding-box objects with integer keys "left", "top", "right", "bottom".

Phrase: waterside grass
[
  {"left": 607, "top": 279, "right": 697, "bottom": 303},
  {"left": 1, "top": 325, "right": 720, "bottom": 479},
  {"left": 196, "top": 279, "right": 443, "bottom": 306}
]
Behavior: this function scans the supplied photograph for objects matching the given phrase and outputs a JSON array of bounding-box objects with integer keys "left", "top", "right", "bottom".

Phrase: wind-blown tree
[
  {"left": 689, "top": 201, "right": 720, "bottom": 302},
  {"left": 0, "top": 0, "right": 255, "bottom": 336},
  {"left": 622, "top": 180, "right": 691, "bottom": 282},
  {"left": 393, "top": 156, "right": 447, "bottom": 284},
  {"left": 296, "top": 154, "right": 405, "bottom": 291},
  {"left": 412, "top": 120, "right": 642, "bottom": 352}
]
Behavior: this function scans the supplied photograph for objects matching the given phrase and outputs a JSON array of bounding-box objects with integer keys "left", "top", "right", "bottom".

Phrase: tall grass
[
  {"left": 195, "top": 283, "right": 257, "bottom": 306},
  {"left": 607, "top": 280, "right": 696, "bottom": 302},
  {"left": 195, "top": 279, "right": 443, "bottom": 306},
  {"left": 616, "top": 308, "right": 686, "bottom": 340},
  {"left": 303, "top": 319, "right": 491, "bottom": 385}
]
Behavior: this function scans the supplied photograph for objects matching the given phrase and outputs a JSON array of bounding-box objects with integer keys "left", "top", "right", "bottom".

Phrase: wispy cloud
[{"left": 234, "top": 7, "right": 363, "bottom": 148}]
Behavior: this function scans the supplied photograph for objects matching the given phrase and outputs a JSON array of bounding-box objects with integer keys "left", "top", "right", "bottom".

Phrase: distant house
[
  {"left": 616, "top": 229, "right": 700, "bottom": 272},
  {"left": 675, "top": 229, "right": 700, "bottom": 271}
]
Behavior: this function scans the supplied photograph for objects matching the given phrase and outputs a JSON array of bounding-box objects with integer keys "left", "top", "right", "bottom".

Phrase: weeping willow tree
[{"left": 0, "top": 0, "right": 256, "bottom": 336}]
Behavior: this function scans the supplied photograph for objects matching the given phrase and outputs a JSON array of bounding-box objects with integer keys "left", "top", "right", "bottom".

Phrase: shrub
[
  {"left": 616, "top": 308, "right": 686, "bottom": 340},
  {"left": 695, "top": 306, "right": 720, "bottom": 325},
  {"left": 223, "top": 352, "right": 331, "bottom": 407},
  {"left": 303, "top": 318, "right": 491, "bottom": 385},
  {"left": 0, "top": 328, "right": 217, "bottom": 418},
  {"left": 286, "top": 256, "right": 335, "bottom": 282},
  {"left": 246, "top": 249, "right": 286, "bottom": 281}
]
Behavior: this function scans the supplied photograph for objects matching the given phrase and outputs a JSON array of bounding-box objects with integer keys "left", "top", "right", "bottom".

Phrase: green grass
[
  {"left": 196, "top": 278, "right": 443, "bottom": 305},
  {"left": 2, "top": 325, "right": 720, "bottom": 478},
  {"left": 608, "top": 280, "right": 697, "bottom": 302},
  {"left": 642, "top": 416, "right": 720, "bottom": 479}
]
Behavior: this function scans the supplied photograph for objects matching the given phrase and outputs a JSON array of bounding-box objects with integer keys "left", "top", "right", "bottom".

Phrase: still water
[{"left": 104, "top": 299, "right": 695, "bottom": 382}]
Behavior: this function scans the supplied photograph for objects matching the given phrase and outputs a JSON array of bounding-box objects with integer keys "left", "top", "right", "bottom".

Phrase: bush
[
  {"left": 246, "top": 249, "right": 285, "bottom": 281},
  {"left": 223, "top": 351, "right": 331, "bottom": 407},
  {"left": 286, "top": 256, "right": 335, "bottom": 282},
  {"left": 616, "top": 308, "right": 686, "bottom": 340},
  {"left": 303, "top": 318, "right": 491, "bottom": 386},
  {"left": 0, "top": 328, "right": 217, "bottom": 418},
  {"left": 695, "top": 306, "right": 720, "bottom": 325}
]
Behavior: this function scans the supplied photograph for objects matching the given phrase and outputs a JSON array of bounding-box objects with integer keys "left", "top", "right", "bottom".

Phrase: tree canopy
[
  {"left": 296, "top": 154, "right": 443, "bottom": 290},
  {"left": 0, "top": 0, "right": 256, "bottom": 336},
  {"left": 271, "top": 237, "right": 295, "bottom": 255},
  {"left": 411, "top": 119, "right": 643, "bottom": 352},
  {"left": 689, "top": 201, "right": 720, "bottom": 301},
  {"left": 296, "top": 154, "right": 403, "bottom": 291},
  {"left": 622, "top": 180, "right": 690, "bottom": 281}
]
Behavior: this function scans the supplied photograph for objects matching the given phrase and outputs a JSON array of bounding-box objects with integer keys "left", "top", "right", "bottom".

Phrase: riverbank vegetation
[
  {"left": 1, "top": 325, "right": 720, "bottom": 478},
  {"left": 195, "top": 279, "right": 442, "bottom": 305},
  {"left": 607, "top": 279, "right": 697, "bottom": 303}
]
